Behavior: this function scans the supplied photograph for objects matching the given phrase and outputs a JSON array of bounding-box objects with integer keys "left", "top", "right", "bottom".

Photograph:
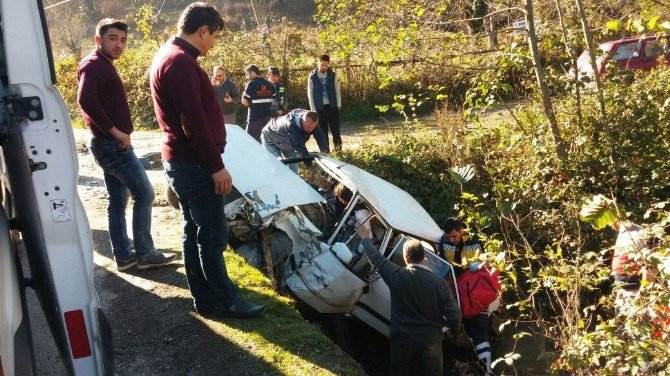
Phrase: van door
[{"left": 0, "top": 1, "right": 112, "bottom": 374}]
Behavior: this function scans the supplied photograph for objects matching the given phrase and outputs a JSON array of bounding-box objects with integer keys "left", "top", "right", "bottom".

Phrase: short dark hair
[
  {"left": 177, "top": 2, "right": 224, "bottom": 34},
  {"left": 334, "top": 183, "right": 352, "bottom": 202},
  {"left": 268, "top": 66, "right": 280, "bottom": 76},
  {"left": 305, "top": 111, "right": 319, "bottom": 122},
  {"left": 245, "top": 64, "right": 260, "bottom": 75},
  {"left": 443, "top": 217, "right": 464, "bottom": 233},
  {"left": 96, "top": 18, "right": 128, "bottom": 37},
  {"left": 403, "top": 240, "right": 425, "bottom": 264},
  {"left": 319, "top": 54, "right": 330, "bottom": 62}
]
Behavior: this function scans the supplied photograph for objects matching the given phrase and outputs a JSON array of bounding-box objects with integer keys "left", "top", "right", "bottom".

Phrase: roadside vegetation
[{"left": 48, "top": 0, "right": 670, "bottom": 374}]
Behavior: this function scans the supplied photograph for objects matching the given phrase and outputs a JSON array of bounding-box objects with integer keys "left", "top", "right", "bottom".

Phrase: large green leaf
[{"left": 579, "top": 195, "right": 626, "bottom": 230}]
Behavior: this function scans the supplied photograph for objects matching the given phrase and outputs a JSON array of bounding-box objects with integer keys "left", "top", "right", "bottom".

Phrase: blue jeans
[
  {"left": 89, "top": 137, "right": 155, "bottom": 261},
  {"left": 163, "top": 161, "right": 239, "bottom": 310},
  {"left": 261, "top": 132, "right": 299, "bottom": 173}
]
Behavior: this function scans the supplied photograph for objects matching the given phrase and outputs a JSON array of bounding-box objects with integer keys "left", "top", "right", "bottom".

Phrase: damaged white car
[{"left": 171, "top": 124, "right": 460, "bottom": 337}]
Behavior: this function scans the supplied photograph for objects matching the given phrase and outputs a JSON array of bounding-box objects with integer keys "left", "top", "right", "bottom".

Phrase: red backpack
[{"left": 456, "top": 268, "right": 501, "bottom": 318}]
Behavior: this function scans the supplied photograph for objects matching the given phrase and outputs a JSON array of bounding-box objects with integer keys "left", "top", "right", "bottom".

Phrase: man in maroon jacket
[
  {"left": 150, "top": 3, "right": 265, "bottom": 319},
  {"left": 77, "top": 18, "right": 175, "bottom": 272}
]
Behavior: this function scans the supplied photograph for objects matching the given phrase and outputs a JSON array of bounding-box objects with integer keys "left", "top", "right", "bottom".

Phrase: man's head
[
  {"left": 443, "top": 217, "right": 465, "bottom": 245},
  {"left": 267, "top": 66, "right": 280, "bottom": 84},
  {"left": 245, "top": 64, "right": 260, "bottom": 81},
  {"left": 334, "top": 183, "right": 353, "bottom": 205},
  {"left": 403, "top": 240, "right": 425, "bottom": 265},
  {"left": 300, "top": 111, "right": 319, "bottom": 133},
  {"left": 176, "top": 3, "right": 224, "bottom": 56},
  {"left": 212, "top": 66, "right": 225, "bottom": 83},
  {"left": 95, "top": 19, "right": 128, "bottom": 60},
  {"left": 318, "top": 54, "right": 330, "bottom": 73}
]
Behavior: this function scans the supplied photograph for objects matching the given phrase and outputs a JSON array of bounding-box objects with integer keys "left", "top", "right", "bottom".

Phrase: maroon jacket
[
  {"left": 77, "top": 50, "right": 132, "bottom": 138},
  {"left": 150, "top": 37, "right": 226, "bottom": 174}
]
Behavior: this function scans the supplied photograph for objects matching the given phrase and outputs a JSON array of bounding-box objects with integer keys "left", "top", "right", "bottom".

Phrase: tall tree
[
  {"left": 524, "top": 0, "right": 567, "bottom": 161},
  {"left": 575, "top": 0, "right": 607, "bottom": 134},
  {"left": 555, "top": 0, "right": 583, "bottom": 130}
]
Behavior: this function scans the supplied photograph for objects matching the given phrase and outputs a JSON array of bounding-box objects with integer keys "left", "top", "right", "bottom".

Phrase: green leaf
[
  {"left": 579, "top": 195, "right": 626, "bottom": 230},
  {"left": 449, "top": 165, "right": 475, "bottom": 185},
  {"left": 605, "top": 20, "right": 621, "bottom": 32},
  {"left": 648, "top": 16, "right": 660, "bottom": 30}
]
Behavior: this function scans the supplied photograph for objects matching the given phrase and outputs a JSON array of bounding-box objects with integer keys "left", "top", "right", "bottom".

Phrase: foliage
[
  {"left": 337, "top": 62, "right": 670, "bottom": 373},
  {"left": 580, "top": 195, "right": 626, "bottom": 230}
]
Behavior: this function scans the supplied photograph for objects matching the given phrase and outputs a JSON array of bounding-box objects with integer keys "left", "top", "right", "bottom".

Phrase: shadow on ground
[{"left": 90, "top": 229, "right": 359, "bottom": 375}]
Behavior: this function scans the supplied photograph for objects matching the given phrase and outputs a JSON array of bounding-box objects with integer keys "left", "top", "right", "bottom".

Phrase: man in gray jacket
[
  {"left": 261, "top": 109, "right": 329, "bottom": 173},
  {"left": 355, "top": 223, "right": 462, "bottom": 376},
  {"left": 211, "top": 66, "right": 239, "bottom": 124}
]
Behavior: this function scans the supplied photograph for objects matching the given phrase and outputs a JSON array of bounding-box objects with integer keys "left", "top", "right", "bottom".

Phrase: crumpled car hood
[{"left": 222, "top": 125, "right": 324, "bottom": 219}]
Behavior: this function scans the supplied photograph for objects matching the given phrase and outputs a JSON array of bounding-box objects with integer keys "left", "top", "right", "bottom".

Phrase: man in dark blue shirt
[
  {"left": 260, "top": 109, "right": 329, "bottom": 173},
  {"left": 241, "top": 64, "right": 274, "bottom": 142}
]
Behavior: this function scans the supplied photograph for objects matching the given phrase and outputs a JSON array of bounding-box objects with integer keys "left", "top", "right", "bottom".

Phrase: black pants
[
  {"left": 317, "top": 105, "right": 341, "bottom": 149},
  {"left": 389, "top": 340, "right": 442, "bottom": 376},
  {"left": 246, "top": 117, "right": 269, "bottom": 143}
]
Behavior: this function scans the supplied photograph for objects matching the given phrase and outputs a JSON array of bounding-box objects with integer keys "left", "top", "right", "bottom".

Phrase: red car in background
[{"left": 576, "top": 34, "right": 670, "bottom": 78}]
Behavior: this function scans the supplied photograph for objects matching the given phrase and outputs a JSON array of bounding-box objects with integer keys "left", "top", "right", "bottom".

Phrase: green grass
[{"left": 206, "top": 252, "right": 366, "bottom": 375}]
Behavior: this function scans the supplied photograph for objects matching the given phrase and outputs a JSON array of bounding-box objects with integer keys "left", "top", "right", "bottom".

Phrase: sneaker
[
  {"left": 116, "top": 251, "right": 137, "bottom": 271},
  {"left": 137, "top": 251, "right": 176, "bottom": 270}
]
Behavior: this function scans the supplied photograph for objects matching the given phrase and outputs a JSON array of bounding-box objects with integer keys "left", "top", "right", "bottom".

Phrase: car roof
[
  {"left": 315, "top": 155, "right": 445, "bottom": 243},
  {"left": 600, "top": 34, "right": 670, "bottom": 48}
]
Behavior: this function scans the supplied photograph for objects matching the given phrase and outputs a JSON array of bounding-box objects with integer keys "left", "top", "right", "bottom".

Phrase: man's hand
[
  {"left": 224, "top": 94, "right": 233, "bottom": 103},
  {"left": 211, "top": 168, "right": 233, "bottom": 195},
  {"left": 354, "top": 222, "right": 371, "bottom": 239},
  {"left": 109, "top": 127, "right": 131, "bottom": 149}
]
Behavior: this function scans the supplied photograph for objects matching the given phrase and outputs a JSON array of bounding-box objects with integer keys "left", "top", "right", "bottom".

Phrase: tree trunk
[
  {"left": 465, "top": 0, "right": 488, "bottom": 34},
  {"left": 524, "top": 0, "right": 568, "bottom": 161},
  {"left": 575, "top": 0, "right": 607, "bottom": 132},
  {"left": 485, "top": 15, "right": 498, "bottom": 49},
  {"left": 555, "top": 0, "right": 583, "bottom": 130}
]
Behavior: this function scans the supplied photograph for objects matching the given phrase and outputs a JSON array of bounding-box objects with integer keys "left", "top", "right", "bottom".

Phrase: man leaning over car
[{"left": 355, "top": 223, "right": 461, "bottom": 376}]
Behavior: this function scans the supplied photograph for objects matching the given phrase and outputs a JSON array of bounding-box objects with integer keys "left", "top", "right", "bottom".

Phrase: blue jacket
[{"left": 262, "top": 109, "right": 329, "bottom": 166}]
